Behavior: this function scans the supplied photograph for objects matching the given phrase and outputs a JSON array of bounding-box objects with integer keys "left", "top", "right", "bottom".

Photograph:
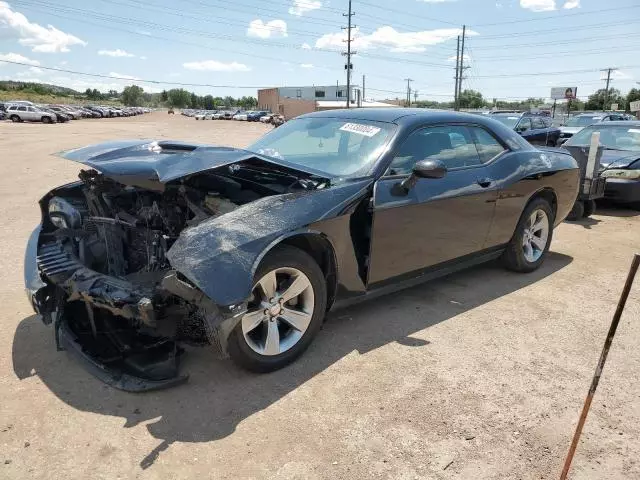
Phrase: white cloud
[
  {"left": 315, "top": 26, "right": 473, "bottom": 53},
  {"left": 109, "top": 72, "right": 140, "bottom": 80},
  {"left": 0, "top": 1, "right": 86, "bottom": 52},
  {"left": 600, "top": 70, "right": 632, "bottom": 80},
  {"left": 136, "top": 29, "right": 151, "bottom": 36},
  {"left": 289, "top": 0, "right": 321, "bottom": 16},
  {"left": 300, "top": 63, "right": 314, "bottom": 68},
  {"left": 140, "top": 56, "right": 147, "bottom": 60},
  {"left": 520, "top": 0, "right": 555, "bottom": 12},
  {"left": 182, "top": 60, "right": 251, "bottom": 72},
  {"left": 563, "top": 0, "right": 579, "bottom": 9},
  {"left": 98, "top": 49, "right": 135, "bottom": 57},
  {"left": 0, "top": 51, "right": 40, "bottom": 66},
  {"left": 28, "top": 65, "right": 42, "bottom": 74},
  {"left": 301, "top": 42, "right": 312, "bottom": 49},
  {"left": 417, "top": 0, "right": 456, "bottom": 2},
  {"left": 247, "top": 19, "right": 287, "bottom": 39}
]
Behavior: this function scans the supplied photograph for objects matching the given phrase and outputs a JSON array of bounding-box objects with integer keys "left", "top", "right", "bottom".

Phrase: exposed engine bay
[{"left": 34, "top": 158, "right": 328, "bottom": 390}]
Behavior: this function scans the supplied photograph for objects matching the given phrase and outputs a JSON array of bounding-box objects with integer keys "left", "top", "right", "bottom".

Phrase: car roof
[
  {"left": 584, "top": 120, "right": 640, "bottom": 126},
  {"left": 299, "top": 108, "right": 507, "bottom": 126}
]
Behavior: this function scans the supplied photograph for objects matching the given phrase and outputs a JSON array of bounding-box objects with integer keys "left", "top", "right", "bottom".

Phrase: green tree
[
  {"left": 626, "top": 88, "right": 640, "bottom": 112},
  {"left": 167, "top": 88, "right": 191, "bottom": 108},
  {"left": 458, "top": 89, "right": 486, "bottom": 109},
  {"left": 160, "top": 90, "right": 168, "bottom": 103},
  {"left": 202, "top": 95, "right": 215, "bottom": 110},
  {"left": 585, "top": 88, "right": 624, "bottom": 111},
  {"left": 122, "top": 85, "right": 144, "bottom": 106},
  {"left": 223, "top": 96, "right": 235, "bottom": 107}
]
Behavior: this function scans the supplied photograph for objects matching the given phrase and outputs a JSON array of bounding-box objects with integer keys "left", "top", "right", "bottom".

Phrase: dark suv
[{"left": 491, "top": 113, "right": 561, "bottom": 147}]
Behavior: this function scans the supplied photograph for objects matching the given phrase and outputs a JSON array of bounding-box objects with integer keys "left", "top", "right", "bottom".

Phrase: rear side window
[
  {"left": 18, "top": 106, "right": 27, "bottom": 112},
  {"left": 469, "top": 127, "right": 507, "bottom": 163},
  {"left": 532, "top": 117, "right": 545, "bottom": 129}
]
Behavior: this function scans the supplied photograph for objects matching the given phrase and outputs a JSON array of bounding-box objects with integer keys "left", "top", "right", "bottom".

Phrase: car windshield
[
  {"left": 247, "top": 117, "right": 395, "bottom": 177},
  {"left": 565, "top": 116, "right": 601, "bottom": 127},
  {"left": 566, "top": 125, "right": 640, "bottom": 151},
  {"left": 491, "top": 116, "right": 520, "bottom": 129}
]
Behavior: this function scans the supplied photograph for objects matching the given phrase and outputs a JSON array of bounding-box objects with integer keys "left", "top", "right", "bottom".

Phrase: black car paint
[{"left": 25, "top": 109, "right": 579, "bottom": 388}]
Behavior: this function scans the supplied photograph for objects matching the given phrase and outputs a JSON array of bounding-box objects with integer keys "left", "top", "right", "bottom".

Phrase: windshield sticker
[
  {"left": 340, "top": 122, "right": 381, "bottom": 137},
  {"left": 508, "top": 117, "right": 519, "bottom": 120},
  {"left": 628, "top": 129, "right": 640, "bottom": 134}
]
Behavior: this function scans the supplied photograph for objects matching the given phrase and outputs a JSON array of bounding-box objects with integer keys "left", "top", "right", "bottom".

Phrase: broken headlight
[{"left": 48, "top": 196, "right": 82, "bottom": 229}]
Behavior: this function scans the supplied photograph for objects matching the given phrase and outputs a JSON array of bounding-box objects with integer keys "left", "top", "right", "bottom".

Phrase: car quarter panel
[
  {"left": 484, "top": 149, "right": 579, "bottom": 247},
  {"left": 166, "top": 179, "right": 373, "bottom": 308}
]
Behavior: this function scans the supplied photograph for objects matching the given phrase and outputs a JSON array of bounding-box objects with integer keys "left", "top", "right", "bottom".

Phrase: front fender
[{"left": 166, "top": 179, "right": 373, "bottom": 307}]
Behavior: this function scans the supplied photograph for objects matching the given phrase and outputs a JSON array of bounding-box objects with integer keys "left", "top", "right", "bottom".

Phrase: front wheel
[
  {"left": 41, "top": 116, "right": 52, "bottom": 124},
  {"left": 10, "top": 115, "right": 20, "bottom": 122},
  {"left": 502, "top": 198, "right": 554, "bottom": 273},
  {"left": 227, "top": 245, "right": 327, "bottom": 372}
]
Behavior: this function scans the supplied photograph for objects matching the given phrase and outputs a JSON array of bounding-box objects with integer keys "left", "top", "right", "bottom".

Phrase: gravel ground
[{"left": 1, "top": 112, "right": 639, "bottom": 480}]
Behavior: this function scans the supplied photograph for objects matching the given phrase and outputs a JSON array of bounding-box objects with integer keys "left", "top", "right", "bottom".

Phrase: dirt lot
[{"left": 1, "top": 111, "right": 639, "bottom": 479}]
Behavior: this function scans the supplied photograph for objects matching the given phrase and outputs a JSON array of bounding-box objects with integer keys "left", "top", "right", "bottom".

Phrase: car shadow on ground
[
  {"left": 12, "top": 253, "right": 572, "bottom": 469},
  {"left": 595, "top": 202, "right": 640, "bottom": 218}
]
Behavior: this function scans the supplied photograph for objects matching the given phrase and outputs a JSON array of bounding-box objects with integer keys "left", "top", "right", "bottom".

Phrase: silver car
[{"left": 6, "top": 105, "right": 57, "bottom": 123}]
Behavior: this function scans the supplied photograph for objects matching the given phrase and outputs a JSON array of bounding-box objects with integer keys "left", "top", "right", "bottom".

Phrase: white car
[
  {"left": 233, "top": 112, "right": 248, "bottom": 121},
  {"left": 260, "top": 114, "right": 274, "bottom": 123},
  {"left": 6, "top": 105, "right": 57, "bottom": 123}
]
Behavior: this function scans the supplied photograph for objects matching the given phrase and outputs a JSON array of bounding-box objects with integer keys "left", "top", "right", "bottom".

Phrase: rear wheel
[
  {"left": 10, "top": 115, "right": 20, "bottom": 122},
  {"left": 228, "top": 245, "right": 326, "bottom": 372},
  {"left": 41, "top": 116, "right": 52, "bottom": 124},
  {"left": 502, "top": 198, "right": 554, "bottom": 273},
  {"left": 583, "top": 199, "right": 596, "bottom": 217},
  {"left": 566, "top": 201, "right": 585, "bottom": 221}
]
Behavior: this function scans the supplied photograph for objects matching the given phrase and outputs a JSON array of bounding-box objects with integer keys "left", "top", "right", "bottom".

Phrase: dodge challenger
[{"left": 24, "top": 109, "right": 580, "bottom": 391}]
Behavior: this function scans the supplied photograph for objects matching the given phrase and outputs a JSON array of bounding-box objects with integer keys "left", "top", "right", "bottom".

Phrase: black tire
[
  {"left": 502, "top": 197, "right": 554, "bottom": 273},
  {"left": 546, "top": 138, "right": 557, "bottom": 147},
  {"left": 227, "top": 245, "right": 327, "bottom": 373},
  {"left": 566, "top": 201, "right": 585, "bottom": 221},
  {"left": 583, "top": 199, "right": 596, "bottom": 217},
  {"left": 41, "top": 116, "right": 52, "bottom": 124},
  {"left": 10, "top": 115, "right": 20, "bottom": 122}
]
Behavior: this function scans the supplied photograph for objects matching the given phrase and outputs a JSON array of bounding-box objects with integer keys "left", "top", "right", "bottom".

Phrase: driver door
[{"left": 367, "top": 124, "right": 499, "bottom": 286}]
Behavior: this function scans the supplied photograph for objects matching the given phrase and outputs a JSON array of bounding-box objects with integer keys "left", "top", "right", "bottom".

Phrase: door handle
[{"left": 477, "top": 178, "right": 494, "bottom": 188}]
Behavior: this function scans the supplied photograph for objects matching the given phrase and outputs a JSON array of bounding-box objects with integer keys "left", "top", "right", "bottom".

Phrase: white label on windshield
[
  {"left": 508, "top": 117, "right": 519, "bottom": 120},
  {"left": 340, "top": 122, "right": 381, "bottom": 137},
  {"left": 628, "top": 128, "right": 640, "bottom": 134}
]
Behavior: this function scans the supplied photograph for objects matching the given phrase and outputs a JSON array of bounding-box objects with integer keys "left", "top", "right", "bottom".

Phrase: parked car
[
  {"left": 6, "top": 104, "right": 56, "bottom": 123},
  {"left": 24, "top": 109, "right": 579, "bottom": 390},
  {"left": 233, "top": 111, "right": 248, "bottom": 121},
  {"left": 563, "top": 121, "right": 640, "bottom": 209},
  {"left": 260, "top": 113, "right": 274, "bottom": 123},
  {"left": 558, "top": 112, "right": 635, "bottom": 144},
  {"left": 37, "top": 106, "right": 70, "bottom": 123},
  {"left": 0, "top": 111, "right": 6, "bottom": 121},
  {"left": 491, "top": 113, "right": 561, "bottom": 146},
  {"left": 271, "top": 114, "right": 286, "bottom": 127},
  {"left": 247, "top": 111, "right": 268, "bottom": 122}
]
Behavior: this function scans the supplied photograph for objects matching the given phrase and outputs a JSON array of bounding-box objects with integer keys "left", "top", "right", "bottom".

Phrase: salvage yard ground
[{"left": 1, "top": 111, "right": 639, "bottom": 479}]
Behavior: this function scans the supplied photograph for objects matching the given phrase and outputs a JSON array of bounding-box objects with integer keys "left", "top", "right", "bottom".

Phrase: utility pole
[
  {"left": 601, "top": 67, "right": 617, "bottom": 111},
  {"left": 342, "top": 0, "right": 356, "bottom": 108},
  {"left": 454, "top": 35, "right": 460, "bottom": 110},
  {"left": 362, "top": 74, "right": 365, "bottom": 101},
  {"left": 414, "top": 90, "right": 419, "bottom": 104},
  {"left": 457, "top": 25, "right": 467, "bottom": 108},
  {"left": 405, "top": 78, "right": 413, "bottom": 107}
]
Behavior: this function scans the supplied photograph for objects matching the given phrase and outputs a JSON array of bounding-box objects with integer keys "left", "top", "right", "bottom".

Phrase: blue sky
[{"left": 1, "top": 0, "right": 639, "bottom": 102}]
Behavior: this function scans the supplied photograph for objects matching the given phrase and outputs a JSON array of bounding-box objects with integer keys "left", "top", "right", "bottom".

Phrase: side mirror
[
  {"left": 412, "top": 159, "right": 447, "bottom": 179},
  {"left": 392, "top": 159, "right": 447, "bottom": 196}
]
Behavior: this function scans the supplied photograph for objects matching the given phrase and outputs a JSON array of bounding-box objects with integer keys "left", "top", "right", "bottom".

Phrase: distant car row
[
  {"left": 181, "top": 108, "right": 281, "bottom": 123},
  {"left": 0, "top": 100, "right": 150, "bottom": 124}
]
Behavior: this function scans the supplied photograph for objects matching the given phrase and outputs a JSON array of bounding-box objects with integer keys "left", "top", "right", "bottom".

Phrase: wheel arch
[
  {"left": 252, "top": 230, "right": 339, "bottom": 311},
  {"left": 527, "top": 187, "right": 558, "bottom": 220}
]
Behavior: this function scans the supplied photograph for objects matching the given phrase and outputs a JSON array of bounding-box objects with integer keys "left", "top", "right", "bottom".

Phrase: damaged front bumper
[{"left": 24, "top": 224, "right": 246, "bottom": 392}]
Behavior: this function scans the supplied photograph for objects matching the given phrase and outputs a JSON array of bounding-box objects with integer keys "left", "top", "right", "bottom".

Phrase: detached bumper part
[{"left": 59, "top": 319, "right": 188, "bottom": 392}]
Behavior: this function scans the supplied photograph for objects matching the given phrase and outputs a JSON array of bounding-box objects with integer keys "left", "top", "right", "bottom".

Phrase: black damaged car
[{"left": 24, "top": 109, "right": 580, "bottom": 391}]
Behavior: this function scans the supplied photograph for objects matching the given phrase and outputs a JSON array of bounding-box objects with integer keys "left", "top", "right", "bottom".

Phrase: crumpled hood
[
  {"left": 58, "top": 140, "right": 325, "bottom": 190},
  {"left": 599, "top": 150, "right": 640, "bottom": 169}
]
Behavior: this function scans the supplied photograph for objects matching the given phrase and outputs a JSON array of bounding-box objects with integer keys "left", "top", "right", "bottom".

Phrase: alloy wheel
[
  {"left": 241, "top": 267, "right": 315, "bottom": 356},
  {"left": 522, "top": 209, "right": 549, "bottom": 263}
]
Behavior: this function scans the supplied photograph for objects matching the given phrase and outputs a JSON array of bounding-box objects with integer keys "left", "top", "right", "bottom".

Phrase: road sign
[
  {"left": 551, "top": 87, "right": 577, "bottom": 100},
  {"left": 611, "top": 103, "right": 619, "bottom": 111},
  {"left": 630, "top": 100, "right": 640, "bottom": 112}
]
